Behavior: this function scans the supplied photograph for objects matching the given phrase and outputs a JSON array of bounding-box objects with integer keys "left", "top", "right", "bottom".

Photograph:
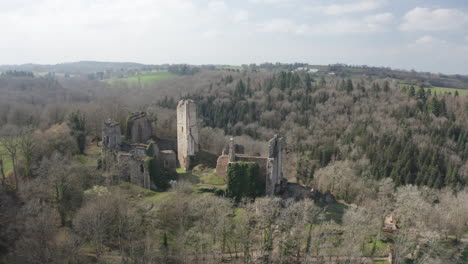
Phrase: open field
[
  {"left": 105, "top": 71, "right": 177, "bottom": 86},
  {"left": 399, "top": 82, "right": 468, "bottom": 97},
  {"left": 426, "top": 86, "right": 468, "bottom": 97}
]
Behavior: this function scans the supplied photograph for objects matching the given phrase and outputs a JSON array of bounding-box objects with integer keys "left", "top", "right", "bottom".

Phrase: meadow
[
  {"left": 399, "top": 82, "right": 468, "bottom": 97},
  {"left": 105, "top": 71, "right": 178, "bottom": 86}
]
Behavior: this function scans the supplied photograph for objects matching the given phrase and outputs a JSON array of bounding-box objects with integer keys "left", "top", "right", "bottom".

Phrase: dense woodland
[{"left": 0, "top": 64, "right": 467, "bottom": 263}]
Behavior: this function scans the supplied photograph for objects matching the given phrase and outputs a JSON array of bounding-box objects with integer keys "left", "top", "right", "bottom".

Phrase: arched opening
[{"left": 140, "top": 164, "right": 144, "bottom": 173}]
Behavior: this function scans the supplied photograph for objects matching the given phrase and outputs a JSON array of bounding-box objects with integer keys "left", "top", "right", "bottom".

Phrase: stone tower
[
  {"left": 266, "top": 135, "right": 283, "bottom": 195},
  {"left": 126, "top": 112, "right": 152, "bottom": 144},
  {"left": 177, "top": 100, "right": 199, "bottom": 170},
  {"left": 102, "top": 119, "right": 122, "bottom": 151}
]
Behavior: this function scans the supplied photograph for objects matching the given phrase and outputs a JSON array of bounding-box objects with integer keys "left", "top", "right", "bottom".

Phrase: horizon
[
  {"left": 1, "top": 60, "right": 466, "bottom": 76},
  {"left": 1, "top": 0, "right": 468, "bottom": 74}
]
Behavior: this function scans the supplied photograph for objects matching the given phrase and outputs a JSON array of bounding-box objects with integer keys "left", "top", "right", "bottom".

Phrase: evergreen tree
[{"left": 67, "top": 110, "right": 86, "bottom": 154}]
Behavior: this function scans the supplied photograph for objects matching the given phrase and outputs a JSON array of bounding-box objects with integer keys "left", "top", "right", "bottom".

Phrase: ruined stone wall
[
  {"left": 216, "top": 155, "right": 230, "bottom": 178},
  {"left": 216, "top": 135, "right": 282, "bottom": 195},
  {"left": 118, "top": 154, "right": 151, "bottom": 189},
  {"left": 102, "top": 120, "right": 122, "bottom": 151},
  {"left": 177, "top": 100, "right": 199, "bottom": 169},
  {"left": 216, "top": 155, "right": 268, "bottom": 184},
  {"left": 127, "top": 112, "right": 152, "bottom": 144},
  {"left": 160, "top": 150, "right": 177, "bottom": 173}
]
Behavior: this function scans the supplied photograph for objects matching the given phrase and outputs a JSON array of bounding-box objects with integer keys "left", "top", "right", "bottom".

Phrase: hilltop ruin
[
  {"left": 216, "top": 135, "right": 284, "bottom": 196},
  {"left": 101, "top": 113, "right": 177, "bottom": 190},
  {"left": 177, "top": 100, "right": 199, "bottom": 170}
]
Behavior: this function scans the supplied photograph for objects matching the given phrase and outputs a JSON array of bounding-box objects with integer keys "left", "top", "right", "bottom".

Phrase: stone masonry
[
  {"left": 266, "top": 135, "right": 283, "bottom": 195},
  {"left": 216, "top": 135, "right": 284, "bottom": 195},
  {"left": 126, "top": 112, "right": 152, "bottom": 144},
  {"left": 177, "top": 100, "right": 199, "bottom": 170},
  {"left": 102, "top": 119, "right": 122, "bottom": 151}
]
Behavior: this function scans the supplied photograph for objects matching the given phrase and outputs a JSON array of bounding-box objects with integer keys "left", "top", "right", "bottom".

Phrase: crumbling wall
[
  {"left": 216, "top": 155, "right": 230, "bottom": 178},
  {"left": 216, "top": 136, "right": 281, "bottom": 194},
  {"left": 102, "top": 119, "right": 122, "bottom": 151},
  {"left": 159, "top": 150, "right": 177, "bottom": 173},
  {"left": 126, "top": 112, "right": 152, "bottom": 144},
  {"left": 118, "top": 154, "right": 151, "bottom": 189},
  {"left": 177, "top": 100, "right": 199, "bottom": 169}
]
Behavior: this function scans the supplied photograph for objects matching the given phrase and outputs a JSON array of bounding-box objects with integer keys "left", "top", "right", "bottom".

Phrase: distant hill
[{"left": 0, "top": 61, "right": 150, "bottom": 74}]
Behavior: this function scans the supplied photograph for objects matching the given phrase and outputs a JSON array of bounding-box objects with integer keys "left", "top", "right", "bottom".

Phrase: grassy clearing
[
  {"left": 176, "top": 166, "right": 226, "bottom": 194},
  {"left": 0, "top": 143, "right": 13, "bottom": 175},
  {"left": 399, "top": 82, "right": 468, "bottom": 97},
  {"left": 321, "top": 202, "right": 348, "bottom": 224},
  {"left": 105, "top": 71, "right": 177, "bottom": 86},
  {"left": 363, "top": 239, "right": 389, "bottom": 257},
  {"left": 373, "top": 261, "right": 389, "bottom": 264},
  {"left": 74, "top": 144, "right": 101, "bottom": 167},
  {"left": 200, "top": 171, "right": 225, "bottom": 185},
  {"left": 427, "top": 86, "right": 468, "bottom": 97},
  {"left": 217, "top": 66, "right": 244, "bottom": 71}
]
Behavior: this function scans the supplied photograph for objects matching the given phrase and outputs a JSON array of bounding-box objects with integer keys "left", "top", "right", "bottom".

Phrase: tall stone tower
[
  {"left": 177, "top": 100, "right": 199, "bottom": 170},
  {"left": 102, "top": 119, "right": 122, "bottom": 151},
  {"left": 266, "top": 135, "right": 283, "bottom": 195}
]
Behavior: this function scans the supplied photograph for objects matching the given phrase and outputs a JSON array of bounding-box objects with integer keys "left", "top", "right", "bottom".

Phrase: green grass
[
  {"left": 363, "top": 239, "right": 389, "bottom": 257},
  {"left": 200, "top": 171, "right": 225, "bottom": 185},
  {"left": 426, "top": 86, "right": 468, "bottom": 97},
  {"left": 105, "top": 71, "right": 177, "bottom": 86},
  {"left": 217, "top": 66, "right": 244, "bottom": 71},
  {"left": 399, "top": 82, "right": 468, "bottom": 97},
  {"left": 0, "top": 143, "right": 13, "bottom": 175},
  {"left": 321, "top": 202, "right": 348, "bottom": 224},
  {"left": 373, "top": 261, "right": 389, "bottom": 264}
]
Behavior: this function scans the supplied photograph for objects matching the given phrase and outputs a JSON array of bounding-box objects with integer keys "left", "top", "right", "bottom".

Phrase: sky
[{"left": 1, "top": 0, "right": 468, "bottom": 74}]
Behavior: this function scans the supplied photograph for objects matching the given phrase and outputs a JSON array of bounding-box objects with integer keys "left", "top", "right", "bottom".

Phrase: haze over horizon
[{"left": 2, "top": 0, "right": 468, "bottom": 74}]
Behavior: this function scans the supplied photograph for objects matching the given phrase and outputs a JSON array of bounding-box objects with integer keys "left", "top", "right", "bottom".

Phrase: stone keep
[
  {"left": 102, "top": 119, "right": 122, "bottom": 151},
  {"left": 177, "top": 100, "right": 199, "bottom": 170},
  {"left": 266, "top": 135, "right": 283, "bottom": 195}
]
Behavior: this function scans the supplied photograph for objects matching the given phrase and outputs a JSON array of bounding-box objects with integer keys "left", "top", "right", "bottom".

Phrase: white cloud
[
  {"left": 233, "top": 10, "right": 249, "bottom": 23},
  {"left": 414, "top": 35, "right": 434, "bottom": 45},
  {"left": 408, "top": 35, "right": 447, "bottom": 48},
  {"left": 310, "top": 0, "right": 386, "bottom": 15},
  {"left": 364, "top": 12, "right": 394, "bottom": 24},
  {"left": 208, "top": 1, "right": 227, "bottom": 12},
  {"left": 400, "top": 7, "right": 468, "bottom": 31},
  {"left": 249, "top": 0, "right": 290, "bottom": 4},
  {"left": 258, "top": 19, "right": 309, "bottom": 34},
  {"left": 258, "top": 12, "right": 393, "bottom": 35}
]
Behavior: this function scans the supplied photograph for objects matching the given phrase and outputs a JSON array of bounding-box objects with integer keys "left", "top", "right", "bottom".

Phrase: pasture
[
  {"left": 105, "top": 71, "right": 178, "bottom": 86},
  {"left": 399, "top": 82, "right": 468, "bottom": 97}
]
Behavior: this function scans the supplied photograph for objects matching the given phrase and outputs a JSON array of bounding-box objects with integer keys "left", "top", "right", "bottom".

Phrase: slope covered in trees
[{"left": 171, "top": 71, "right": 468, "bottom": 189}]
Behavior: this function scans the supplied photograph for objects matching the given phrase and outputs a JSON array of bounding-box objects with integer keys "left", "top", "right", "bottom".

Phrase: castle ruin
[
  {"left": 177, "top": 100, "right": 199, "bottom": 170},
  {"left": 216, "top": 135, "right": 284, "bottom": 196},
  {"left": 125, "top": 112, "right": 153, "bottom": 143},
  {"left": 101, "top": 113, "right": 177, "bottom": 190}
]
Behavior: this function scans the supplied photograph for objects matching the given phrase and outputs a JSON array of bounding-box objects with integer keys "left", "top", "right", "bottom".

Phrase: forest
[{"left": 0, "top": 63, "right": 467, "bottom": 264}]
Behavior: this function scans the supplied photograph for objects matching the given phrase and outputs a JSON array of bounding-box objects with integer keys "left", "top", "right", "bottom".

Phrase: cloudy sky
[{"left": 1, "top": 0, "right": 468, "bottom": 74}]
